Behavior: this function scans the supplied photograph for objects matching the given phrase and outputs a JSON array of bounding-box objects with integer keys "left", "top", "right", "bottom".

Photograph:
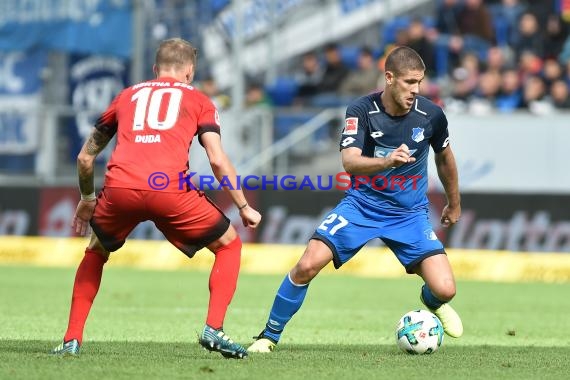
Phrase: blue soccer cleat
[
  {"left": 198, "top": 325, "right": 248, "bottom": 359},
  {"left": 50, "top": 339, "right": 80, "bottom": 356}
]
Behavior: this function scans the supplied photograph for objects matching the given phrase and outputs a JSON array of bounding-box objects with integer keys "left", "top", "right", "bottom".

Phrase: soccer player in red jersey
[{"left": 51, "top": 38, "right": 261, "bottom": 359}]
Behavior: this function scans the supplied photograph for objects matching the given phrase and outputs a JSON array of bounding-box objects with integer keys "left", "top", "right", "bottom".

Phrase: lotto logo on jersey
[{"left": 343, "top": 118, "right": 358, "bottom": 135}]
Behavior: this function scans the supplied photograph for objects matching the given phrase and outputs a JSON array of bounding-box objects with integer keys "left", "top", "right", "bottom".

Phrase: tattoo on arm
[
  {"left": 86, "top": 129, "right": 112, "bottom": 155},
  {"left": 78, "top": 166, "right": 95, "bottom": 196},
  {"left": 77, "top": 128, "right": 112, "bottom": 196}
]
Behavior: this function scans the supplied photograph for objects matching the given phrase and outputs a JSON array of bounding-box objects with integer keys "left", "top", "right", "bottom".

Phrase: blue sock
[
  {"left": 421, "top": 284, "right": 444, "bottom": 309},
  {"left": 263, "top": 273, "right": 309, "bottom": 343}
]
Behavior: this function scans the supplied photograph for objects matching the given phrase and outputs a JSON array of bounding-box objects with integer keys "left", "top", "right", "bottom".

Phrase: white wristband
[{"left": 81, "top": 192, "right": 96, "bottom": 201}]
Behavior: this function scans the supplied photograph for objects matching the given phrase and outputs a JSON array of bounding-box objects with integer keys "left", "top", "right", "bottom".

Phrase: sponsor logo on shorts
[{"left": 424, "top": 229, "right": 438, "bottom": 240}]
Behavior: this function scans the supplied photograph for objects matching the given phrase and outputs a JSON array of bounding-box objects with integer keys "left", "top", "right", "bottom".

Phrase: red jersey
[{"left": 94, "top": 77, "right": 220, "bottom": 192}]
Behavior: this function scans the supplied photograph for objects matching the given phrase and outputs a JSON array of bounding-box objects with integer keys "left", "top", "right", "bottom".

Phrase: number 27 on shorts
[{"left": 317, "top": 213, "right": 348, "bottom": 235}]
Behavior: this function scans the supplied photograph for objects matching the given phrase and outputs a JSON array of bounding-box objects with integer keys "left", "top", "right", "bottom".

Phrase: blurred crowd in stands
[{"left": 198, "top": 0, "right": 570, "bottom": 115}]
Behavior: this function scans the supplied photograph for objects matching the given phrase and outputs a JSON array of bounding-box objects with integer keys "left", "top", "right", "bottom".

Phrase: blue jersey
[{"left": 339, "top": 93, "right": 449, "bottom": 212}]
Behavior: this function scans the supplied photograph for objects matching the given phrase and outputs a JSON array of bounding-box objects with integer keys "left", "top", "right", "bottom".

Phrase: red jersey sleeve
[
  {"left": 94, "top": 91, "right": 122, "bottom": 138},
  {"left": 197, "top": 97, "right": 221, "bottom": 138}
]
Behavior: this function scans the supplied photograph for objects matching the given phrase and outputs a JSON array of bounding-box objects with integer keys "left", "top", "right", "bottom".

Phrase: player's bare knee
[
  {"left": 214, "top": 235, "right": 242, "bottom": 254},
  {"left": 435, "top": 281, "right": 456, "bottom": 302},
  {"left": 291, "top": 261, "right": 318, "bottom": 284},
  {"left": 208, "top": 226, "right": 238, "bottom": 252},
  {"left": 87, "top": 233, "right": 110, "bottom": 260}
]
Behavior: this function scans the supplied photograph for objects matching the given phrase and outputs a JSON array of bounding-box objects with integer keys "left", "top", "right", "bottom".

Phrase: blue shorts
[{"left": 311, "top": 196, "right": 445, "bottom": 273}]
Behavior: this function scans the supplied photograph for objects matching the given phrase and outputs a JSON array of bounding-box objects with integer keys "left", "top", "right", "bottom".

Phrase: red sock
[
  {"left": 206, "top": 236, "right": 242, "bottom": 330},
  {"left": 63, "top": 248, "right": 107, "bottom": 344}
]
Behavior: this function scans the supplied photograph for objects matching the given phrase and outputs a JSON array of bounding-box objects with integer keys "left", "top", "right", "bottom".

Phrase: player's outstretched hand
[
  {"left": 389, "top": 144, "right": 416, "bottom": 168},
  {"left": 239, "top": 205, "right": 262, "bottom": 228},
  {"left": 72, "top": 200, "right": 96, "bottom": 236},
  {"left": 440, "top": 204, "right": 461, "bottom": 228}
]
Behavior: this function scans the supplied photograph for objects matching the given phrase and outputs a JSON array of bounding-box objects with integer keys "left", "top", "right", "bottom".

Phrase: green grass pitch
[{"left": 0, "top": 264, "right": 568, "bottom": 380}]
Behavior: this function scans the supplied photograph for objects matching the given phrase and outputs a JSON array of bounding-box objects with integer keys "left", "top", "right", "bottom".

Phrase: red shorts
[{"left": 90, "top": 187, "right": 230, "bottom": 257}]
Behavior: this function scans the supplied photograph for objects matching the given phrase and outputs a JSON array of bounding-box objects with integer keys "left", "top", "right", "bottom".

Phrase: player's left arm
[
  {"left": 430, "top": 107, "right": 460, "bottom": 227},
  {"left": 200, "top": 131, "right": 261, "bottom": 228},
  {"left": 434, "top": 146, "right": 461, "bottom": 227}
]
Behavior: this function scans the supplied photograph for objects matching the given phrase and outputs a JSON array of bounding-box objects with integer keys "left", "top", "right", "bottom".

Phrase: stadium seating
[
  {"left": 273, "top": 112, "right": 317, "bottom": 141},
  {"left": 381, "top": 16, "right": 411, "bottom": 46},
  {"left": 265, "top": 77, "right": 299, "bottom": 107},
  {"left": 339, "top": 45, "right": 362, "bottom": 70}
]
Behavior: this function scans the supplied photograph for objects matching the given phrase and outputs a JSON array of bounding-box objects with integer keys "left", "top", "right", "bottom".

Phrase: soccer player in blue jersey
[{"left": 248, "top": 46, "right": 462, "bottom": 353}]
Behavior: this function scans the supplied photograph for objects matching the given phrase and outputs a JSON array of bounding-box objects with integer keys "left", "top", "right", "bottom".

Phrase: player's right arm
[
  {"left": 73, "top": 96, "right": 119, "bottom": 235},
  {"left": 340, "top": 102, "right": 414, "bottom": 175},
  {"left": 342, "top": 145, "right": 415, "bottom": 175},
  {"left": 77, "top": 128, "right": 114, "bottom": 197}
]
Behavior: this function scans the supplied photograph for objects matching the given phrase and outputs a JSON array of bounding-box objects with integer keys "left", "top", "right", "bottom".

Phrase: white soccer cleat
[{"left": 428, "top": 303, "right": 463, "bottom": 338}]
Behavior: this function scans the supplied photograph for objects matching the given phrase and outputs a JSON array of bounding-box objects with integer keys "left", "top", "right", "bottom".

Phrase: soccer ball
[{"left": 395, "top": 309, "right": 444, "bottom": 354}]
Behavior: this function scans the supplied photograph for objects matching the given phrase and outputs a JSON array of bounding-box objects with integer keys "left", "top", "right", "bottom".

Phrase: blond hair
[{"left": 155, "top": 38, "right": 197, "bottom": 71}]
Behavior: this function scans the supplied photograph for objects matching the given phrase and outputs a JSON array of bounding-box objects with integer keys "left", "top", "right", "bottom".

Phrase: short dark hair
[
  {"left": 155, "top": 38, "right": 197, "bottom": 71},
  {"left": 385, "top": 46, "right": 425, "bottom": 76},
  {"left": 360, "top": 46, "right": 373, "bottom": 57},
  {"left": 325, "top": 42, "right": 339, "bottom": 52}
]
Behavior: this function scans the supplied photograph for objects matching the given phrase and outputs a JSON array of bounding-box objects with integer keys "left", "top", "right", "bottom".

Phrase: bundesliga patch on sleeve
[
  {"left": 214, "top": 110, "right": 220, "bottom": 126},
  {"left": 343, "top": 117, "right": 358, "bottom": 135}
]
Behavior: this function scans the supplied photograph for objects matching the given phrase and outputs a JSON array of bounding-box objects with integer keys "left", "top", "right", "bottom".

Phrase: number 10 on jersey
[{"left": 132, "top": 87, "right": 182, "bottom": 131}]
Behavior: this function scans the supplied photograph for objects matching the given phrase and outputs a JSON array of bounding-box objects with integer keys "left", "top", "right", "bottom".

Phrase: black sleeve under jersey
[
  {"left": 94, "top": 92, "right": 121, "bottom": 138},
  {"left": 430, "top": 107, "right": 450, "bottom": 153}
]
